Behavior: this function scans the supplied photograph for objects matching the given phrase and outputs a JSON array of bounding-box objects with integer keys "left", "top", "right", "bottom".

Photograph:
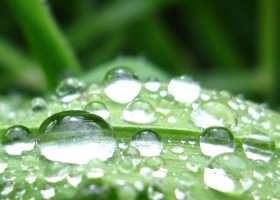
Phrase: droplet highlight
[{"left": 84, "top": 101, "right": 110, "bottom": 120}]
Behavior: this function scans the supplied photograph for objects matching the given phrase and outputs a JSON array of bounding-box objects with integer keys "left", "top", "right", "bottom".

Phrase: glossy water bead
[
  {"left": 200, "top": 126, "right": 235, "bottom": 157},
  {"left": 36, "top": 110, "right": 117, "bottom": 164},
  {"left": 191, "top": 100, "right": 236, "bottom": 129},
  {"left": 204, "top": 153, "right": 253, "bottom": 194},
  {"left": 103, "top": 67, "right": 142, "bottom": 104},
  {"left": 84, "top": 101, "right": 110, "bottom": 120},
  {"left": 168, "top": 75, "right": 200, "bottom": 103},
  {"left": 130, "top": 129, "right": 163, "bottom": 156},
  {"left": 2, "top": 125, "right": 35, "bottom": 155}
]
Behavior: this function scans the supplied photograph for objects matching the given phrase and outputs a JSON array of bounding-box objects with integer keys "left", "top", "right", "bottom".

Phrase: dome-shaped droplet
[
  {"left": 30, "top": 97, "right": 46, "bottom": 112},
  {"left": 21, "top": 150, "right": 39, "bottom": 171},
  {"left": 204, "top": 153, "right": 253, "bottom": 194},
  {"left": 200, "top": 126, "right": 235, "bottom": 157},
  {"left": 118, "top": 158, "right": 134, "bottom": 174},
  {"left": 48, "top": 103, "right": 64, "bottom": 116},
  {"left": 251, "top": 160, "right": 268, "bottom": 181},
  {"left": 0, "top": 154, "right": 8, "bottom": 173},
  {"left": 168, "top": 75, "right": 200, "bottom": 103},
  {"left": 242, "top": 132, "right": 275, "bottom": 162},
  {"left": 67, "top": 165, "right": 83, "bottom": 186},
  {"left": 45, "top": 161, "right": 70, "bottom": 183},
  {"left": 85, "top": 158, "right": 107, "bottom": 178},
  {"left": 191, "top": 100, "right": 236, "bottom": 129},
  {"left": 56, "top": 78, "right": 85, "bottom": 103},
  {"left": 36, "top": 110, "right": 117, "bottom": 164},
  {"left": 2, "top": 125, "right": 35, "bottom": 155},
  {"left": 145, "top": 76, "right": 161, "bottom": 92},
  {"left": 122, "top": 100, "right": 156, "bottom": 124},
  {"left": 84, "top": 101, "right": 110, "bottom": 120},
  {"left": 130, "top": 129, "right": 163, "bottom": 156},
  {"left": 103, "top": 67, "right": 141, "bottom": 104},
  {"left": 122, "top": 146, "right": 141, "bottom": 166},
  {"left": 186, "top": 155, "right": 203, "bottom": 172},
  {"left": 156, "top": 94, "right": 174, "bottom": 115}
]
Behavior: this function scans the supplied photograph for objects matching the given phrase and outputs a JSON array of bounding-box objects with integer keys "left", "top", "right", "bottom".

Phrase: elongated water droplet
[
  {"left": 104, "top": 67, "right": 141, "bottom": 103},
  {"left": 242, "top": 132, "right": 275, "bottom": 162},
  {"left": 122, "top": 100, "right": 156, "bottom": 124},
  {"left": 204, "top": 153, "right": 253, "bottom": 194},
  {"left": 168, "top": 75, "right": 200, "bottom": 103},
  {"left": 130, "top": 129, "right": 163, "bottom": 156},
  {"left": 36, "top": 110, "right": 117, "bottom": 164},
  {"left": 56, "top": 78, "right": 85, "bottom": 103},
  {"left": 84, "top": 101, "right": 110, "bottom": 120},
  {"left": 191, "top": 100, "right": 236, "bottom": 129},
  {"left": 145, "top": 76, "right": 161, "bottom": 92},
  {"left": 200, "top": 126, "right": 235, "bottom": 157},
  {"left": 2, "top": 125, "right": 35, "bottom": 155},
  {"left": 0, "top": 154, "right": 8, "bottom": 173}
]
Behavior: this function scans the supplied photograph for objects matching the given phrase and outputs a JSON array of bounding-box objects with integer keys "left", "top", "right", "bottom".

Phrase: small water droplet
[
  {"left": 145, "top": 76, "right": 161, "bottom": 92},
  {"left": 25, "top": 172, "right": 37, "bottom": 184},
  {"left": 122, "top": 100, "right": 156, "bottom": 124},
  {"left": 168, "top": 75, "right": 200, "bottom": 103},
  {"left": 118, "top": 158, "right": 134, "bottom": 174},
  {"left": 67, "top": 165, "right": 83, "bottom": 186},
  {"left": 48, "top": 103, "right": 64, "bottom": 116},
  {"left": 104, "top": 67, "right": 141, "bottom": 103},
  {"left": 148, "top": 179, "right": 165, "bottom": 200},
  {"left": 0, "top": 154, "right": 8, "bottom": 173},
  {"left": 156, "top": 94, "right": 174, "bottom": 115},
  {"left": 36, "top": 110, "right": 117, "bottom": 164},
  {"left": 117, "top": 184, "right": 138, "bottom": 200},
  {"left": 130, "top": 129, "right": 163, "bottom": 156},
  {"left": 167, "top": 116, "right": 177, "bottom": 123},
  {"left": 186, "top": 155, "right": 203, "bottom": 172},
  {"left": 85, "top": 159, "right": 106, "bottom": 178},
  {"left": 45, "top": 161, "right": 70, "bottom": 183},
  {"left": 40, "top": 185, "right": 55, "bottom": 199},
  {"left": 87, "top": 94, "right": 102, "bottom": 103},
  {"left": 68, "top": 99, "right": 82, "bottom": 110},
  {"left": 252, "top": 160, "right": 268, "bottom": 181},
  {"left": 21, "top": 150, "right": 39, "bottom": 171},
  {"left": 84, "top": 101, "right": 110, "bottom": 120},
  {"left": 242, "top": 132, "right": 275, "bottom": 162},
  {"left": 191, "top": 100, "right": 236, "bottom": 129},
  {"left": 204, "top": 153, "right": 253, "bottom": 194},
  {"left": 200, "top": 126, "right": 235, "bottom": 157},
  {"left": 56, "top": 78, "right": 85, "bottom": 103},
  {"left": 2, "top": 125, "right": 35, "bottom": 155},
  {"left": 171, "top": 146, "right": 185, "bottom": 154},
  {"left": 122, "top": 146, "right": 141, "bottom": 166},
  {"left": 30, "top": 97, "right": 46, "bottom": 112}
]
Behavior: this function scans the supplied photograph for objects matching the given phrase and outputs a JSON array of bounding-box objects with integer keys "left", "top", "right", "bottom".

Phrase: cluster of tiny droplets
[{"left": 0, "top": 67, "right": 279, "bottom": 199}]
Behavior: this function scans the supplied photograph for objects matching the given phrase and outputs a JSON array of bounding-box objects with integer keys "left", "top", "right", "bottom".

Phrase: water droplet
[
  {"left": 25, "top": 172, "right": 37, "bottom": 184},
  {"left": 87, "top": 94, "right": 102, "bottom": 103},
  {"left": 242, "top": 132, "right": 275, "bottom": 162},
  {"left": 171, "top": 146, "right": 185, "bottom": 154},
  {"left": 36, "top": 110, "right": 117, "bottom": 164},
  {"left": 2, "top": 125, "right": 35, "bottom": 155},
  {"left": 21, "top": 150, "right": 39, "bottom": 171},
  {"left": 122, "top": 146, "right": 141, "bottom": 166},
  {"left": 130, "top": 129, "right": 163, "bottom": 156},
  {"left": 252, "top": 160, "right": 268, "bottom": 181},
  {"left": 0, "top": 154, "right": 8, "bottom": 173},
  {"left": 145, "top": 76, "right": 161, "bottom": 92},
  {"left": 30, "top": 97, "right": 46, "bottom": 112},
  {"left": 84, "top": 101, "right": 110, "bottom": 120},
  {"left": 200, "top": 126, "right": 235, "bottom": 157},
  {"left": 191, "top": 100, "right": 236, "bottom": 129},
  {"left": 85, "top": 159, "right": 106, "bottom": 178},
  {"left": 156, "top": 94, "right": 174, "bottom": 115},
  {"left": 118, "top": 158, "right": 134, "bottom": 174},
  {"left": 167, "top": 116, "right": 177, "bottom": 124},
  {"left": 168, "top": 75, "right": 200, "bottom": 103},
  {"left": 67, "top": 165, "right": 83, "bottom": 186},
  {"left": 148, "top": 179, "right": 165, "bottom": 200},
  {"left": 141, "top": 156, "right": 167, "bottom": 178},
  {"left": 186, "top": 155, "right": 203, "bottom": 172},
  {"left": 68, "top": 99, "right": 82, "bottom": 110},
  {"left": 45, "top": 161, "right": 70, "bottom": 182},
  {"left": 122, "top": 100, "right": 156, "bottom": 124},
  {"left": 48, "top": 103, "right": 64, "bottom": 116},
  {"left": 0, "top": 179, "right": 14, "bottom": 196},
  {"left": 117, "top": 184, "right": 138, "bottom": 200},
  {"left": 204, "top": 153, "right": 253, "bottom": 194},
  {"left": 104, "top": 67, "right": 141, "bottom": 103},
  {"left": 40, "top": 185, "right": 55, "bottom": 199}
]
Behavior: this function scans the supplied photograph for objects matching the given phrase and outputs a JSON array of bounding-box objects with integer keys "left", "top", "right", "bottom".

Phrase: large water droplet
[
  {"left": 200, "top": 126, "right": 235, "bottom": 157},
  {"left": 56, "top": 78, "right": 85, "bottom": 103},
  {"left": 104, "top": 67, "right": 141, "bottom": 103},
  {"left": 168, "top": 75, "right": 200, "bottom": 103},
  {"left": 2, "top": 125, "right": 35, "bottom": 155},
  {"left": 84, "top": 101, "right": 110, "bottom": 120},
  {"left": 191, "top": 100, "right": 236, "bottom": 129},
  {"left": 242, "top": 132, "right": 275, "bottom": 162},
  {"left": 122, "top": 100, "right": 156, "bottom": 124},
  {"left": 145, "top": 76, "right": 161, "bottom": 92},
  {"left": 36, "top": 110, "right": 117, "bottom": 164},
  {"left": 204, "top": 153, "right": 253, "bottom": 194},
  {"left": 130, "top": 129, "right": 163, "bottom": 156}
]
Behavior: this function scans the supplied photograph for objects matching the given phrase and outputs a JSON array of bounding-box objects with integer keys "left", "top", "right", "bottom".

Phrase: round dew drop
[
  {"left": 204, "top": 153, "right": 253, "bottom": 194},
  {"left": 0, "top": 154, "right": 8, "bottom": 173},
  {"left": 30, "top": 97, "right": 46, "bottom": 112},
  {"left": 84, "top": 101, "right": 110, "bottom": 120},
  {"left": 130, "top": 129, "right": 163, "bottom": 156},
  {"left": 242, "top": 132, "right": 275, "bottom": 162},
  {"left": 2, "top": 125, "right": 35, "bottom": 155},
  {"left": 145, "top": 76, "right": 161, "bottom": 92},
  {"left": 200, "top": 126, "right": 235, "bottom": 157},
  {"left": 36, "top": 110, "right": 117, "bottom": 164},
  {"left": 122, "top": 99, "right": 156, "bottom": 124},
  {"left": 168, "top": 75, "right": 200, "bottom": 103},
  {"left": 103, "top": 67, "right": 142, "bottom": 104},
  {"left": 191, "top": 100, "right": 236, "bottom": 129}
]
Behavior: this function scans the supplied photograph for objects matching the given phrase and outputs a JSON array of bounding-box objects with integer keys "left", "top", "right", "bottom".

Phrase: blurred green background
[{"left": 0, "top": 0, "right": 279, "bottom": 109}]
